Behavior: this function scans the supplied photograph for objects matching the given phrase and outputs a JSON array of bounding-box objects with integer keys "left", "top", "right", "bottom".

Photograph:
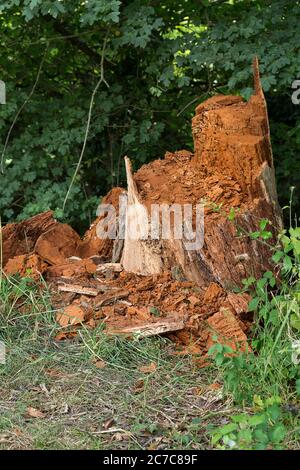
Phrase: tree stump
[{"left": 122, "top": 58, "right": 282, "bottom": 289}]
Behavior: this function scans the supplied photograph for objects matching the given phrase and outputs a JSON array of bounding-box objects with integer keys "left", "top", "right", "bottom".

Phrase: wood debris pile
[{"left": 1, "top": 58, "right": 282, "bottom": 357}]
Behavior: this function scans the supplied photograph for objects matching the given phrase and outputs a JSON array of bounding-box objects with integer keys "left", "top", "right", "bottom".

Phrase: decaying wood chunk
[
  {"left": 121, "top": 156, "right": 163, "bottom": 275},
  {"left": 1, "top": 210, "right": 57, "bottom": 266},
  {"left": 95, "top": 289, "right": 130, "bottom": 308},
  {"left": 77, "top": 187, "right": 126, "bottom": 261},
  {"left": 58, "top": 284, "right": 99, "bottom": 296},
  {"left": 34, "top": 224, "right": 81, "bottom": 265},
  {"left": 96, "top": 263, "right": 123, "bottom": 273},
  {"left": 206, "top": 308, "right": 250, "bottom": 352},
  {"left": 4, "top": 253, "right": 48, "bottom": 280},
  {"left": 107, "top": 318, "right": 185, "bottom": 338}
]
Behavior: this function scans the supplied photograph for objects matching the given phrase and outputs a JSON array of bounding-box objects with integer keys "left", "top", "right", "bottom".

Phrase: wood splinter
[
  {"left": 58, "top": 284, "right": 98, "bottom": 296},
  {"left": 107, "top": 319, "right": 185, "bottom": 338}
]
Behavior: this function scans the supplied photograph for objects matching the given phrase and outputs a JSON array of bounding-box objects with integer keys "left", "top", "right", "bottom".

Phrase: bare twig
[
  {"left": 0, "top": 45, "right": 49, "bottom": 174},
  {"left": 63, "top": 34, "right": 110, "bottom": 211},
  {"left": 57, "top": 284, "right": 99, "bottom": 296}
]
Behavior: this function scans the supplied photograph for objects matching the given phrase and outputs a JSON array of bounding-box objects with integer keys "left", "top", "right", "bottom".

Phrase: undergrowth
[
  {"left": 0, "top": 272, "right": 224, "bottom": 450},
  {"left": 209, "top": 201, "right": 300, "bottom": 450},
  {"left": 1, "top": 198, "right": 300, "bottom": 449}
]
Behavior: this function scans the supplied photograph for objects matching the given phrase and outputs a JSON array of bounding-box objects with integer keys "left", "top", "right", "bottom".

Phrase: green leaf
[
  {"left": 270, "top": 424, "right": 286, "bottom": 443},
  {"left": 149, "top": 306, "right": 160, "bottom": 317},
  {"left": 272, "top": 250, "right": 284, "bottom": 263},
  {"left": 283, "top": 255, "right": 293, "bottom": 272},
  {"left": 292, "top": 238, "right": 300, "bottom": 255},
  {"left": 259, "top": 219, "right": 269, "bottom": 230},
  {"left": 248, "top": 414, "right": 266, "bottom": 426},
  {"left": 248, "top": 297, "right": 260, "bottom": 312},
  {"left": 228, "top": 207, "right": 236, "bottom": 221},
  {"left": 253, "top": 428, "right": 269, "bottom": 444},
  {"left": 290, "top": 313, "right": 300, "bottom": 331},
  {"left": 250, "top": 231, "right": 260, "bottom": 239},
  {"left": 218, "top": 422, "right": 238, "bottom": 436},
  {"left": 231, "top": 414, "right": 249, "bottom": 424}
]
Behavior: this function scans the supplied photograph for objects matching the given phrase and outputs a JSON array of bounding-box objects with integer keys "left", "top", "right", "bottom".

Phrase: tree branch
[
  {"left": 44, "top": 15, "right": 105, "bottom": 65},
  {"left": 63, "top": 34, "right": 110, "bottom": 212}
]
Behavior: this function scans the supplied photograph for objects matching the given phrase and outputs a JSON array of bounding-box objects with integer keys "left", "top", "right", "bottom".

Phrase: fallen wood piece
[
  {"left": 107, "top": 319, "right": 185, "bottom": 338},
  {"left": 94, "top": 281, "right": 129, "bottom": 293},
  {"left": 34, "top": 224, "right": 81, "bottom": 265},
  {"left": 96, "top": 263, "right": 123, "bottom": 273},
  {"left": 4, "top": 253, "right": 48, "bottom": 280},
  {"left": 56, "top": 304, "right": 86, "bottom": 327},
  {"left": 1, "top": 210, "right": 57, "bottom": 267},
  {"left": 95, "top": 289, "right": 130, "bottom": 308},
  {"left": 58, "top": 284, "right": 98, "bottom": 296},
  {"left": 77, "top": 187, "right": 126, "bottom": 261}
]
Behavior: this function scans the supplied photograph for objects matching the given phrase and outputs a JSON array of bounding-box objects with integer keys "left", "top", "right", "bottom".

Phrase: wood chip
[
  {"left": 26, "top": 407, "right": 45, "bottom": 419},
  {"left": 95, "top": 289, "right": 130, "bottom": 308},
  {"left": 107, "top": 319, "right": 184, "bottom": 338},
  {"left": 56, "top": 305, "right": 86, "bottom": 327},
  {"left": 96, "top": 263, "right": 123, "bottom": 273},
  {"left": 58, "top": 284, "right": 98, "bottom": 296}
]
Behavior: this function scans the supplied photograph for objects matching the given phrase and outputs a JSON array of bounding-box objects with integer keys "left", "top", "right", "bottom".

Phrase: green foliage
[
  {"left": 0, "top": 0, "right": 299, "bottom": 231},
  {"left": 212, "top": 396, "right": 287, "bottom": 450},
  {"left": 209, "top": 216, "right": 300, "bottom": 449}
]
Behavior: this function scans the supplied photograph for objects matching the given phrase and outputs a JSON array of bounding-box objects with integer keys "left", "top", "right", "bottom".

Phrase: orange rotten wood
[
  {"left": 0, "top": 58, "right": 281, "bottom": 354},
  {"left": 122, "top": 57, "right": 282, "bottom": 289}
]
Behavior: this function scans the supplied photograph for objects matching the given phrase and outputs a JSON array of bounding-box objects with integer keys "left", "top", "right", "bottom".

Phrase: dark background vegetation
[{"left": 0, "top": 0, "right": 299, "bottom": 233}]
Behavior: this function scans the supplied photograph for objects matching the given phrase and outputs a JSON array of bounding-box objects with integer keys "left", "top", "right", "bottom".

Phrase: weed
[{"left": 209, "top": 201, "right": 300, "bottom": 449}]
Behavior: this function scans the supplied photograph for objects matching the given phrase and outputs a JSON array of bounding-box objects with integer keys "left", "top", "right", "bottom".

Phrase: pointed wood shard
[
  {"left": 121, "top": 156, "right": 163, "bottom": 275},
  {"left": 253, "top": 55, "right": 264, "bottom": 98}
]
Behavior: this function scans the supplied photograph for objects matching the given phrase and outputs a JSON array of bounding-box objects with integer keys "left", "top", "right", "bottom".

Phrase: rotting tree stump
[{"left": 122, "top": 58, "right": 282, "bottom": 289}]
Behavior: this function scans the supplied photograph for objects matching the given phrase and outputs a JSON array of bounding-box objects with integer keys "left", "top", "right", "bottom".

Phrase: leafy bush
[
  {"left": 212, "top": 396, "right": 288, "bottom": 450},
  {"left": 0, "top": 1, "right": 299, "bottom": 231}
]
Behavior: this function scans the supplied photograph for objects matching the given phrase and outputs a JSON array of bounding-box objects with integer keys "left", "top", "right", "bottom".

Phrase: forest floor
[
  {"left": 1, "top": 260, "right": 300, "bottom": 451},
  {"left": 0, "top": 277, "right": 232, "bottom": 450}
]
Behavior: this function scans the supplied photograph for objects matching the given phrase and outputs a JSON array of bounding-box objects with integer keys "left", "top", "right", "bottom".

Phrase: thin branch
[
  {"left": 63, "top": 34, "right": 110, "bottom": 212},
  {"left": 43, "top": 16, "right": 110, "bottom": 65},
  {"left": 177, "top": 95, "right": 204, "bottom": 116},
  {"left": 0, "top": 45, "right": 49, "bottom": 174},
  {"left": 5, "top": 28, "right": 100, "bottom": 48}
]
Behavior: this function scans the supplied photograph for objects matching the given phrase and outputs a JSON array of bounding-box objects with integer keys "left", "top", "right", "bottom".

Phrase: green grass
[
  {"left": 1, "top": 217, "right": 300, "bottom": 451},
  {"left": 0, "top": 274, "right": 231, "bottom": 450}
]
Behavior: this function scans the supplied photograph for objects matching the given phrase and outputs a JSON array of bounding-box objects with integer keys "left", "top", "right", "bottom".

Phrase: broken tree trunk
[{"left": 122, "top": 58, "right": 282, "bottom": 289}]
